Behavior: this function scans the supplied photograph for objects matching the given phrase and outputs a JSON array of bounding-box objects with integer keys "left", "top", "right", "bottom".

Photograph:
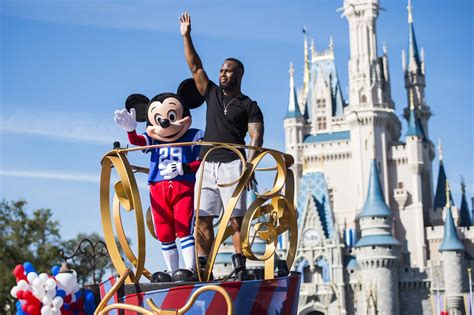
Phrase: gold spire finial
[
  {"left": 311, "top": 38, "right": 316, "bottom": 60},
  {"left": 445, "top": 180, "right": 451, "bottom": 208},
  {"left": 329, "top": 36, "right": 334, "bottom": 51},
  {"left": 289, "top": 61, "right": 294, "bottom": 78},
  {"left": 407, "top": 0, "right": 414, "bottom": 24},
  {"left": 409, "top": 89, "right": 415, "bottom": 111},
  {"left": 437, "top": 139, "right": 443, "bottom": 161}
]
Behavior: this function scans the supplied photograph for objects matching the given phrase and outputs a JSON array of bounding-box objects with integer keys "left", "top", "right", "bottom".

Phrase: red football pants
[{"left": 149, "top": 180, "right": 195, "bottom": 243}]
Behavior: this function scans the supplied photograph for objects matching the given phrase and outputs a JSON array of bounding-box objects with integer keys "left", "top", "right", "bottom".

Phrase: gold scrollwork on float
[
  {"left": 99, "top": 141, "right": 298, "bottom": 283},
  {"left": 94, "top": 269, "right": 233, "bottom": 315}
]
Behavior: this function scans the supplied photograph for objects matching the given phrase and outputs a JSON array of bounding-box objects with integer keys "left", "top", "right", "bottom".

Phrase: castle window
[
  {"left": 397, "top": 182, "right": 403, "bottom": 189},
  {"left": 328, "top": 188, "right": 334, "bottom": 210},
  {"left": 317, "top": 117, "right": 327, "bottom": 129}
]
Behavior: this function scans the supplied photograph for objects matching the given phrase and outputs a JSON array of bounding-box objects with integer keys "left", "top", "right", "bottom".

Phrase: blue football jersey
[{"left": 144, "top": 128, "right": 204, "bottom": 183}]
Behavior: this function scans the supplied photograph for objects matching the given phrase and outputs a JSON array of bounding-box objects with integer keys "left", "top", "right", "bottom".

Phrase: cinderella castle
[{"left": 282, "top": 0, "right": 474, "bottom": 314}]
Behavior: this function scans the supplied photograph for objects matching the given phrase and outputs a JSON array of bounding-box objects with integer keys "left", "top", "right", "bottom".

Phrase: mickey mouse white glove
[
  {"left": 159, "top": 160, "right": 184, "bottom": 180},
  {"left": 114, "top": 108, "right": 137, "bottom": 132}
]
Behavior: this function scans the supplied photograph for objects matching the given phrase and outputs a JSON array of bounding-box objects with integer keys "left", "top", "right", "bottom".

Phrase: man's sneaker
[
  {"left": 198, "top": 256, "right": 213, "bottom": 281},
  {"left": 151, "top": 271, "right": 172, "bottom": 283},
  {"left": 232, "top": 253, "right": 249, "bottom": 281},
  {"left": 172, "top": 269, "right": 195, "bottom": 282}
]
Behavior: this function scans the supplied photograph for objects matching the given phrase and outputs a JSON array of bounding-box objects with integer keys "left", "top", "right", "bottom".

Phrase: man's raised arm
[{"left": 180, "top": 12, "right": 209, "bottom": 96}]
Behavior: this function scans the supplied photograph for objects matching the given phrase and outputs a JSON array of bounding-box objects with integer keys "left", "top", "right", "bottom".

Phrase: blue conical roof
[
  {"left": 434, "top": 160, "right": 454, "bottom": 209},
  {"left": 357, "top": 160, "right": 392, "bottom": 219},
  {"left": 406, "top": 106, "right": 424, "bottom": 138},
  {"left": 407, "top": 2, "right": 422, "bottom": 74},
  {"left": 439, "top": 206, "right": 464, "bottom": 252},
  {"left": 285, "top": 63, "right": 303, "bottom": 119},
  {"left": 459, "top": 185, "right": 472, "bottom": 227}
]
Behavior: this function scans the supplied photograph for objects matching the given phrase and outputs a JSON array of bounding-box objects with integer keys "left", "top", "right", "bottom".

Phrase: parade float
[{"left": 96, "top": 141, "right": 301, "bottom": 314}]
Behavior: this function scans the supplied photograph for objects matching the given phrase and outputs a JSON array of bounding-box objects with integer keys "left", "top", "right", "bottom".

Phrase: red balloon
[
  {"left": 23, "top": 290, "right": 34, "bottom": 301},
  {"left": 61, "top": 309, "right": 74, "bottom": 315},
  {"left": 64, "top": 295, "right": 72, "bottom": 304},
  {"left": 27, "top": 304, "right": 40, "bottom": 315},
  {"left": 16, "top": 290, "right": 25, "bottom": 300},
  {"left": 13, "top": 265, "right": 25, "bottom": 278},
  {"left": 22, "top": 303, "right": 28, "bottom": 312}
]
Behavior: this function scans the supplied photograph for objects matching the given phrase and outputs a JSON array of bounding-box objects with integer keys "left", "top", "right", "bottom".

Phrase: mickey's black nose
[{"left": 159, "top": 119, "right": 170, "bottom": 128}]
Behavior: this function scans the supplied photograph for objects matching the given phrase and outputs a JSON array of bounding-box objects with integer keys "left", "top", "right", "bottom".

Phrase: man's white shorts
[{"left": 195, "top": 160, "right": 247, "bottom": 218}]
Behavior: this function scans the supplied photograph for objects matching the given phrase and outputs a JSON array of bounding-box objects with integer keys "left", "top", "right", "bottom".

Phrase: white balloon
[
  {"left": 17, "top": 280, "right": 30, "bottom": 290},
  {"left": 33, "top": 286, "right": 45, "bottom": 299},
  {"left": 27, "top": 272, "right": 39, "bottom": 283},
  {"left": 55, "top": 273, "right": 78, "bottom": 295},
  {"left": 45, "top": 278, "right": 56, "bottom": 290},
  {"left": 41, "top": 305, "right": 53, "bottom": 315},
  {"left": 39, "top": 273, "right": 49, "bottom": 282},
  {"left": 10, "top": 286, "right": 19, "bottom": 298},
  {"left": 42, "top": 295, "right": 52, "bottom": 305},
  {"left": 52, "top": 296, "right": 63, "bottom": 308},
  {"left": 46, "top": 288, "right": 56, "bottom": 298},
  {"left": 32, "top": 278, "right": 43, "bottom": 289}
]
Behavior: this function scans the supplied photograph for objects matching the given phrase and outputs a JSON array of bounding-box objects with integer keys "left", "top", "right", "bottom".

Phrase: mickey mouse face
[
  {"left": 146, "top": 95, "right": 192, "bottom": 142},
  {"left": 124, "top": 78, "right": 204, "bottom": 143}
]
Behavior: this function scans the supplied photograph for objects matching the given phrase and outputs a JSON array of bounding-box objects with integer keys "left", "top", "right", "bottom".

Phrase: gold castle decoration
[{"left": 99, "top": 141, "right": 298, "bottom": 284}]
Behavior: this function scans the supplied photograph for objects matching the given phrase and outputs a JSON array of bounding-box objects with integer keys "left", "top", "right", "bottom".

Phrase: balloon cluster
[{"left": 10, "top": 262, "right": 96, "bottom": 315}]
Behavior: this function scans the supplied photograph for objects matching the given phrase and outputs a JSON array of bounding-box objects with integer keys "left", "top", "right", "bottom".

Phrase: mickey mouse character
[{"left": 114, "top": 79, "right": 204, "bottom": 282}]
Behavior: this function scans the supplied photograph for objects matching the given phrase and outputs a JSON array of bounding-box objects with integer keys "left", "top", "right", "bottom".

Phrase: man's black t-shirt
[{"left": 200, "top": 81, "right": 264, "bottom": 162}]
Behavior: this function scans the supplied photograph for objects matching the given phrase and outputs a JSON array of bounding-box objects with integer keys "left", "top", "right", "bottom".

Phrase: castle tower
[
  {"left": 342, "top": 0, "right": 391, "bottom": 108},
  {"left": 341, "top": 0, "right": 401, "bottom": 218},
  {"left": 355, "top": 160, "right": 400, "bottom": 314},
  {"left": 284, "top": 62, "right": 305, "bottom": 199},
  {"left": 439, "top": 182, "right": 466, "bottom": 315},
  {"left": 401, "top": 90, "right": 427, "bottom": 267},
  {"left": 402, "top": 0, "right": 432, "bottom": 138}
]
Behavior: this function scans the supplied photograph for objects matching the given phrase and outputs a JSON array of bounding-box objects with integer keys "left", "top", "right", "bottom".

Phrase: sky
[{"left": 1, "top": 0, "right": 472, "bottom": 272}]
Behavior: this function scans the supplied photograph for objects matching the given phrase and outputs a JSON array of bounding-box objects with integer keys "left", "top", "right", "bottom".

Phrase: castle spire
[
  {"left": 459, "top": 176, "right": 472, "bottom": 227},
  {"left": 407, "top": 0, "right": 422, "bottom": 74},
  {"left": 285, "top": 62, "right": 302, "bottom": 119},
  {"left": 434, "top": 141, "right": 454, "bottom": 209},
  {"left": 357, "top": 160, "right": 392, "bottom": 219},
  {"left": 405, "top": 89, "right": 424, "bottom": 138},
  {"left": 439, "top": 181, "right": 464, "bottom": 252},
  {"left": 303, "top": 27, "right": 310, "bottom": 98},
  {"left": 355, "top": 159, "right": 399, "bottom": 249}
]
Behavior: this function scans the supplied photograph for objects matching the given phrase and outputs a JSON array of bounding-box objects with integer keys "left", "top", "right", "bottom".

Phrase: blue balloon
[
  {"left": 15, "top": 301, "right": 22, "bottom": 309},
  {"left": 51, "top": 265, "right": 61, "bottom": 276},
  {"left": 56, "top": 289, "right": 66, "bottom": 298},
  {"left": 23, "top": 262, "right": 36, "bottom": 274},
  {"left": 63, "top": 303, "right": 70, "bottom": 310},
  {"left": 16, "top": 311, "right": 26, "bottom": 315},
  {"left": 74, "top": 289, "right": 82, "bottom": 300},
  {"left": 86, "top": 292, "right": 96, "bottom": 303}
]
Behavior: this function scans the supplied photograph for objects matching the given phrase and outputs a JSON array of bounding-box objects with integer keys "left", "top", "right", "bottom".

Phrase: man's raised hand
[{"left": 180, "top": 12, "right": 191, "bottom": 37}]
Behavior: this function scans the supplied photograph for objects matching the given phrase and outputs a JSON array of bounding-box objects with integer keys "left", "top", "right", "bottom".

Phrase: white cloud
[
  {"left": 0, "top": 169, "right": 150, "bottom": 191},
  {"left": 0, "top": 169, "right": 99, "bottom": 183},
  {"left": 0, "top": 110, "right": 123, "bottom": 144}
]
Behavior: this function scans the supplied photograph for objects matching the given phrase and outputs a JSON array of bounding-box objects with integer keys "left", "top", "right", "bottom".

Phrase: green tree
[{"left": 0, "top": 200, "right": 63, "bottom": 312}]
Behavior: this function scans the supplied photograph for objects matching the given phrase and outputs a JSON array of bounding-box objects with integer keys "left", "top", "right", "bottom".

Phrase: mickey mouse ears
[
  {"left": 177, "top": 78, "right": 205, "bottom": 109},
  {"left": 125, "top": 94, "right": 149, "bottom": 122}
]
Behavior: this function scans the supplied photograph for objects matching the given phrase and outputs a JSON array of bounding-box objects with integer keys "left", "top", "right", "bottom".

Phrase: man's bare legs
[{"left": 196, "top": 216, "right": 244, "bottom": 257}]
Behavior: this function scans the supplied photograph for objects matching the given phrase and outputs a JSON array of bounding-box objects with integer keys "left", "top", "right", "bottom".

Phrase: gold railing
[
  {"left": 94, "top": 268, "right": 233, "bottom": 315},
  {"left": 99, "top": 141, "right": 298, "bottom": 284}
]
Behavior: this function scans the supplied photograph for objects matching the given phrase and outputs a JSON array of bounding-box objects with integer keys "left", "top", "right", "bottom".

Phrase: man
[{"left": 180, "top": 12, "right": 264, "bottom": 280}]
